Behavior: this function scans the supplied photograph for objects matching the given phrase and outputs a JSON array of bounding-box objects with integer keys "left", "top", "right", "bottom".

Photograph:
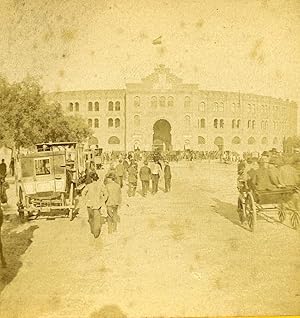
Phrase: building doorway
[{"left": 153, "top": 119, "right": 172, "bottom": 151}]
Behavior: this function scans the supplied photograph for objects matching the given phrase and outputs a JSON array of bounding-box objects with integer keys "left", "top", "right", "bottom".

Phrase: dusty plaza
[{"left": 0, "top": 160, "right": 300, "bottom": 317}]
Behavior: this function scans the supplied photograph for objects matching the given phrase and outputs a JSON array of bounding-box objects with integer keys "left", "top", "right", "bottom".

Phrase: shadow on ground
[
  {"left": 90, "top": 304, "right": 127, "bottom": 318},
  {"left": 0, "top": 215, "right": 38, "bottom": 294}
]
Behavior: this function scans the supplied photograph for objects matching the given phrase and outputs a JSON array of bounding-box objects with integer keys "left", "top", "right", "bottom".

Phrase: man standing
[
  {"left": 115, "top": 159, "right": 125, "bottom": 188},
  {"left": 139, "top": 161, "right": 152, "bottom": 196},
  {"left": 0, "top": 159, "right": 7, "bottom": 179},
  {"left": 82, "top": 174, "right": 108, "bottom": 238},
  {"left": 105, "top": 174, "right": 122, "bottom": 234},
  {"left": 164, "top": 160, "right": 172, "bottom": 192},
  {"left": 127, "top": 161, "right": 138, "bottom": 197},
  {"left": 151, "top": 160, "right": 162, "bottom": 194},
  {"left": 9, "top": 157, "right": 14, "bottom": 176}
]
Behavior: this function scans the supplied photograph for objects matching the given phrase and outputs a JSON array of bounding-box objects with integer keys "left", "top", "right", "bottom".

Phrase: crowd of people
[{"left": 82, "top": 154, "right": 172, "bottom": 238}]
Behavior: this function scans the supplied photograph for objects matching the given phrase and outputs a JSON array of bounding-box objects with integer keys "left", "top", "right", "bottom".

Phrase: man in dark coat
[
  {"left": 127, "top": 162, "right": 138, "bottom": 197},
  {"left": 139, "top": 161, "right": 151, "bottom": 196},
  {"left": 164, "top": 160, "right": 172, "bottom": 192},
  {"left": 0, "top": 159, "right": 7, "bottom": 179},
  {"left": 115, "top": 159, "right": 125, "bottom": 188}
]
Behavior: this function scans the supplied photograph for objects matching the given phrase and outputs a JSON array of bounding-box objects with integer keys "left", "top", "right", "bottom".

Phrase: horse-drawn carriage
[
  {"left": 237, "top": 179, "right": 300, "bottom": 231},
  {"left": 16, "top": 142, "right": 86, "bottom": 220}
]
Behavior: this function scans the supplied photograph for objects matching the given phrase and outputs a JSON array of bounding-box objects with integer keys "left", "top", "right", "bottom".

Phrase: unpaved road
[{"left": 0, "top": 162, "right": 299, "bottom": 318}]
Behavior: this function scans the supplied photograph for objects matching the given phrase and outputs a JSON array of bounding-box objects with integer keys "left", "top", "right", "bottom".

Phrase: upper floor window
[
  {"left": 219, "top": 102, "right": 224, "bottom": 112},
  {"left": 115, "top": 118, "right": 120, "bottom": 128},
  {"left": 213, "top": 118, "right": 218, "bottom": 128},
  {"left": 247, "top": 120, "right": 251, "bottom": 128},
  {"left": 232, "top": 119, "right": 236, "bottom": 128},
  {"left": 213, "top": 102, "right": 218, "bottom": 112},
  {"left": 151, "top": 96, "right": 157, "bottom": 108},
  {"left": 200, "top": 118, "right": 206, "bottom": 128},
  {"left": 108, "top": 136, "right": 120, "bottom": 144},
  {"left": 220, "top": 119, "right": 224, "bottom": 128},
  {"left": 199, "top": 101, "right": 205, "bottom": 112},
  {"left": 159, "top": 96, "right": 166, "bottom": 107},
  {"left": 232, "top": 103, "right": 236, "bottom": 113},
  {"left": 94, "top": 102, "right": 99, "bottom": 111},
  {"left": 252, "top": 120, "right": 255, "bottom": 129},
  {"left": 262, "top": 137, "right": 268, "bottom": 145},
  {"left": 232, "top": 136, "right": 241, "bottom": 144},
  {"left": 108, "top": 118, "right": 113, "bottom": 127},
  {"left": 184, "top": 115, "right": 191, "bottom": 128},
  {"left": 69, "top": 102, "right": 74, "bottom": 112},
  {"left": 134, "top": 96, "right": 140, "bottom": 107},
  {"left": 167, "top": 96, "right": 174, "bottom": 107},
  {"left": 75, "top": 102, "right": 79, "bottom": 112},
  {"left": 88, "top": 119, "right": 92, "bottom": 127},
  {"left": 108, "top": 101, "right": 114, "bottom": 111},
  {"left": 184, "top": 96, "right": 191, "bottom": 108},
  {"left": 237, "top": 119, "right": 241, "bottom": 128},
  {"left": 88, "top": 102, "right": 93, "bottom": 111},
  {"left": 134, "top": 115, "right": 140, "bottom": 128},
  {"left": 94, "top": 118, "right": 99, "bottom": 128},
  {"left": 198, "top": 136, "right": 206, "bottom": 144},
  {"left": 115, "top": 101, "right": 120, "bottom": 111}
]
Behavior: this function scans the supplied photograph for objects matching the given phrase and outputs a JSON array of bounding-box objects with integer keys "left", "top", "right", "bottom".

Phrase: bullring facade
[{"left": 48, "top": 65, "right": 297, "bottom": 153}]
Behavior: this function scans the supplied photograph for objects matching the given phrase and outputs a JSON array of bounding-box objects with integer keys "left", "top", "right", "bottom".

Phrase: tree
[{"left": 0, "top": 76, "right": 92, "bottom": 151}]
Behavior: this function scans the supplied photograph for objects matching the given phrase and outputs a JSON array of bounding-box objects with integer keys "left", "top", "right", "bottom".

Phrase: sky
[{"left": 0, "top": 0, "right": 299, "bottom": 106}]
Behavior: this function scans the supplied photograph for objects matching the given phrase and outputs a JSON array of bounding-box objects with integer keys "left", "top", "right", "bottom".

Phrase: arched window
[
  {"left": 88, "top": 119, "right": 92, "bottom": 127},
  {"left": 237, "top": 119, "right": 241, "bottom": 128},
  {"left": 232, "top": 136, "right": 241, "bottom": 144},
  {"left": 261, "top": 137, "right": 268, "bottom": 145},
  {"left": 134, "top": 115, "right": 140, "bottom": 127},
  {"left": 159, "top": 96, "right": 166, "bottom": 107},
  {"left": 75, "top": 102, "right": 79, "bottom": 112},
  {"left": 252, "top": 120, "right": 255, "bottom": 129},
  {"left": 247, "top": 120, "right": 251, "bottom": 128},
  {"left": 134, "top": 96, "right": 140, "bottom": 107},
  {"left": 232, "top": 103, "right": 236, "bottom": 113},
  {"left": 184, "top": 96, "right": 191, "bottom": 108},
  {"left": 248, "top": 104, "right": 251, "bottom": 112},
  {"left": 108, "top": 118, "right": 113, "bottom": 127},
  {"left": 220, "top": 119, "right": 224, "bottom": 128},
  {"left": 108, "top": 136, "right": 120, "bottom": 144},
  {"left": 94, "top": 118, "right": 99, "bottom": 128},
  {"left": 213, "top": 102, "right": 218, "bottom": 112},
  {"left": 232, "top": 119, "right": 236, "bottom": 128},
  {"left": 184, "top": 115, "right": 191, "bottom": 128},
  {"left": 108, "top": 101, "right": 114, "bottom": 111},
  {"left": 199, "top": 102, "right": 205, "bottom": 112},
  {"left": 273, "top": 137, "right": 278, "bottom": 144},
  {"left": 151, "top": 96, "right": 157, "bottom": 108},
  {"left": 115, "top": 101, "right": 120, "bottom": 111},
  {"left": 214, "top": 119, "right": 218, "bottom": 128},
  {"left": 219, "top": 102, "right": 224, "bottom": 112},
  {"left": 69, "top": 102, "right": 73, "bottom": 112},
  {"left": 167, "top": 96, "right": 174, "bottom": 107},
  {"left": 200, "top": 118, "right": 206, "bottom": 128},
  {"left": 115, "top": 118, "right": 120, "bottom": 128},
  {"left": 88, "top": 102, "right": 93, "bottom": 111},
  {"left": 198, "top": 136, "right": 206, "bottom": 144},
  {"left": 94, "top": 102, "right": 99, "bottom": 111},
  {"left": 248, "top": 137, "right": 255, "bottom": 145}
]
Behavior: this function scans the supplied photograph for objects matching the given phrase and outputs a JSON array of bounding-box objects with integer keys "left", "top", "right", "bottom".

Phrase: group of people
[{"left": 82, "top": 156, "right": 172, "bottom": 238}]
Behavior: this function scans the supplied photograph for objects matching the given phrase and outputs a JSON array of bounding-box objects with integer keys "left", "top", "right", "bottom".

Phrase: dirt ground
[{"left": 0, "top": 161, "right": 299, "bottom": 318}]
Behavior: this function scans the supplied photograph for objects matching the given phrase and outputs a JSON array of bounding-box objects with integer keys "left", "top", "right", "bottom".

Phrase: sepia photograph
[{"left": 0, "top": 0, "right": 299, "bottom": 317}]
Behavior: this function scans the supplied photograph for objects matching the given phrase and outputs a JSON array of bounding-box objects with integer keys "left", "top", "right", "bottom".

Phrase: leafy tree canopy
[{"left": 0, "top": 76, "right": 92, "bottom": 150}]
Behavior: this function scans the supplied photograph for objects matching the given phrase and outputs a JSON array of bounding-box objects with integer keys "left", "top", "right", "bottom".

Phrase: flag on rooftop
[{"left": 152, "top": 36, "right": 162, "bottom": 45}]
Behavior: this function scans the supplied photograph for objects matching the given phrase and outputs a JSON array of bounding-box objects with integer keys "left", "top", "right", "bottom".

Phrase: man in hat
[
  {"left": 105, "top": 173, "right": 122, "bottom": 234},
  {"left": 164, "top": 160, "right": 172, "bottom": 192},
  {"left": 139, "top": 161, "right": 152, "bottom": 196},
  {"left": 115, "top": 159, "right": 125, "bottom": 188},
  {"left": 252, "top": 158, "right": 277, "bottom": 191},
  {"left": 268, "top": 157, "right": 284, "bottom": 188},
  {"left": 127, "top": 161, "right": 138, "bottom": 197},
  {"left": 151, "top": 159, "right": 162, "bottom": 194}
]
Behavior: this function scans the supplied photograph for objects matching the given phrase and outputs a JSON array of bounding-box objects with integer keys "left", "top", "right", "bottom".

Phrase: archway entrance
[
  {"left": 153, "top": 119, "right": 172, "bottom": 151},
  {"left": 214, "top": 136, "right": 224, "bottom": 152}
]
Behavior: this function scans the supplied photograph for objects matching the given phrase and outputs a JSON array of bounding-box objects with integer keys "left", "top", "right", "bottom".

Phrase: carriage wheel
[
  {"left": 278, "top": 203, "right": 286, "bottom": 223},
  {"left": 291, "top": 210, "right": 299, "bottom": 230},
  {"left": 245, "top": 192, "right": 257, "bottom": 232},
  {"left": 237, "top": 196, "right": 246, "bottom": 224}
]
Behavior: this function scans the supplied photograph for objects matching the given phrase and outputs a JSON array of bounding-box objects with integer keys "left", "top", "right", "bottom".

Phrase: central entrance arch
[{"left": 153, "top": 119, "right": 172, "bottom": 151}]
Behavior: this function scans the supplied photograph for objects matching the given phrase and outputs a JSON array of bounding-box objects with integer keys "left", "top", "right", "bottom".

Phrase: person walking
[
  {"left": 105, "top": 174, "right": 122, "bottom": 234},
  {"left": 139, "top": 161, "right": 152, "bottom": 196},
  {"left": 115, "top": 159, "right": 125, "bottom": 188},
  {"left": 151, "top": 160, "right": 162, "bottom": 194},
  {"left": 82, "top": 174, "right": 108, "bottom": 238},
  {"left": 9, "top": 157, "right": 14, "bottom": 177},
  {"left": 0, "top": 160, "right": 7, "bottom": 179},
  {"left": 127, "top": 161, "right": 138, "bottom": 197},
  {"left": 164, "top": 160, "right": 172, "bottom": 192}
]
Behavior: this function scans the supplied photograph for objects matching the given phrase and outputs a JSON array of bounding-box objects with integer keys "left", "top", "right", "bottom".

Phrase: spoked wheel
[
  {"left": 245, "top": 192, "right": 257, "bottom": 232},
  {"left": 291, "top": 210, "right": 300, "bottom": 230},
  {"left": 237, "top": 195, "right": 246, "bottom": 225},
  {"left": 278, "top": 203, "right": 286, "bottom": 223}
]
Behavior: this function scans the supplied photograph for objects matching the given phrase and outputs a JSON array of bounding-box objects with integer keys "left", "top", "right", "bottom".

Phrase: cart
[
  {"left": 16, "top": 142, "right": 85, "bottom": 221},
  {"left": 237, "top": 179, "right": 300, "bottom": 231}
]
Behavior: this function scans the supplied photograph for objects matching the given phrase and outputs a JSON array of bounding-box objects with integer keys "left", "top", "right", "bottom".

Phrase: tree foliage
[{"left": 0, "top": 76, "right": 92, "bottom": 150}]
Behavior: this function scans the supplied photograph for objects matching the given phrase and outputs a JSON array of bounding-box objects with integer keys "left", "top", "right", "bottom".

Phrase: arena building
[{"left": 48, "top": 64, "right": 297, "bottom": 153}]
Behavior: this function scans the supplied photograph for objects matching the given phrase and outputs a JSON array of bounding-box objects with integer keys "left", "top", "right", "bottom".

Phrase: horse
[{"left": 0, "top": 177, "right": 7, "bottom": 267}]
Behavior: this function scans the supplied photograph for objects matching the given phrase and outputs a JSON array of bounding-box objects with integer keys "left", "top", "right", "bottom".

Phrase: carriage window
[{"left": 35, "top": 158, "right": 51, "bottom": 175}]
